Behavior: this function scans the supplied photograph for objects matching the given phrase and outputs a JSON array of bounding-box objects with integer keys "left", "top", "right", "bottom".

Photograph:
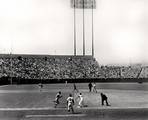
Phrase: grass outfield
[{"left": 0, "top": 83, "right": 147, "bottom": 120}]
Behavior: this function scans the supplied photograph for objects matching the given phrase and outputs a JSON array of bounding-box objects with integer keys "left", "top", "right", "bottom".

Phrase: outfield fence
[{"left": 0, "top": 77, "right": 147, "bottom": 85}]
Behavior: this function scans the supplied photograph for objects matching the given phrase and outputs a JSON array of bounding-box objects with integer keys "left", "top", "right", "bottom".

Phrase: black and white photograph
[{"left": 0, "top": 0, "right": 148, "bottom": 120}]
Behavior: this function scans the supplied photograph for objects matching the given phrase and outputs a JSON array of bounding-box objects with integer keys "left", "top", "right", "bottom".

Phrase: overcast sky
[{"left": 0, "top": 0, "right": 147, "bottom": 65}]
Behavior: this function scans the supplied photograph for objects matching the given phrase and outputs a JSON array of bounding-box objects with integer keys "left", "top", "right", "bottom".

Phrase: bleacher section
[
  {"left": 0, "top": 54, "right": 99, "bottom": 80},
  {"left": 120, "top": 66, "right": 142, "bottom": 78},
  {"left": 0, "top": 54, "right": 147, "bottom": 83},
  {"left": 139, "top": 67, "right": 148, "bottom": 78}
]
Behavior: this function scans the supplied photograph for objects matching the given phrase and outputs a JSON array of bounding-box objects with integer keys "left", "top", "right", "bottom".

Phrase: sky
[{"left": 0, "top": 0, "right": 147, "bottom": 65}]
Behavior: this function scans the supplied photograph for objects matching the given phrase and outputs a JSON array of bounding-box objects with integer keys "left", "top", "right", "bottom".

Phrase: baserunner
[{"left": 54, "top": 91, "right": 62, "bottom": 108}]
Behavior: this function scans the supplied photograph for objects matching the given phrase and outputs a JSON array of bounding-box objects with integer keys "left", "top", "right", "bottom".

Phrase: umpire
[{"left": 100, "top": 93, "right": 110, "bottom": 106}]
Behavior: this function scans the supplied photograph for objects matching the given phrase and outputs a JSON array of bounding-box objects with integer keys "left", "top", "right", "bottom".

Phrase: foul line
[
  {"left": 0, "top": 106, "right": 148, "bottom": 111},
  {"left": 26, "top": 114, "right": 86, "bottom": 118},
  {"left": 0, "top": 107, "right": 55, "bottom": 111}
]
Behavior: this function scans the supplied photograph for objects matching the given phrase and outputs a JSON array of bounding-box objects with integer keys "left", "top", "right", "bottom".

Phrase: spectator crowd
[{"left": 0, "top": 54, "right": 147, "bottom": 79}]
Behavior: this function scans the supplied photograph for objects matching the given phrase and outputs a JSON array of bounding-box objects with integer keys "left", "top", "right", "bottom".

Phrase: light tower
[
  {"left": 71, "top": 0, "right": 96, "bottom": 56},
  {"left": 73, "top": 0, "right": 76, "bottom": 56}
]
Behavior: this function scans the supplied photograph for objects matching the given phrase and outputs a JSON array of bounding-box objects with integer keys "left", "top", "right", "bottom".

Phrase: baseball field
[{"left": 0, "top": 83, "right": 147, "bottom": 120}]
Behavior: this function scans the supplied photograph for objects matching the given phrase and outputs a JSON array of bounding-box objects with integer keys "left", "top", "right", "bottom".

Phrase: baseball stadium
[{"left": 0, "top": 0, "right": 148, "bottom": 120}]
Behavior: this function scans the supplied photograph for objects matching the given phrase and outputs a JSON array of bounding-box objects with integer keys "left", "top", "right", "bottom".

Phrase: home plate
[{"left": 26, "top": 114, "right": 86, "bottom": 118}]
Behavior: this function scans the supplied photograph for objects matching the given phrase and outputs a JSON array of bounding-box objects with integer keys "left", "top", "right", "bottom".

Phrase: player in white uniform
[
  {"left": 67, "top": 94, "right": 74, "bottom": 113},
  {"left": 92, "top": 82, "right": 97, "bottom": 93},
  {"left": 76, "top": 93, "right": 84, "bottom": 108}
]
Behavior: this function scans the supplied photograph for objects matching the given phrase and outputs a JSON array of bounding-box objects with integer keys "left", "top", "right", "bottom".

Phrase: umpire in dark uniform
[
  {"left": 100, "top": 93, "right": 110, "bottom": 106},
  {"left": 88, "top": 82, "right": 92, "bottom": 92}
]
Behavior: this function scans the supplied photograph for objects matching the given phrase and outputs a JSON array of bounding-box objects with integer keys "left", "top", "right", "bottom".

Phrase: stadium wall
[{"left": 0, "top": 77, "right": 147, "bottom": 85}]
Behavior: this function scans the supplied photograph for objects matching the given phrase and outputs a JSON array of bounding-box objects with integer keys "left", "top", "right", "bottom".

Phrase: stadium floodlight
[
  {"left": 71, "top": 0, "right": 96, "bottom": 56},
  {"left": 71, "top": 0, "right": 96, "bottom": 9}
]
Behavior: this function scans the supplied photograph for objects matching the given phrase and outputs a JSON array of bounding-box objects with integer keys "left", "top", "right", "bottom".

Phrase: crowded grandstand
[{"left": 0, "top": 54, "right": 147, "bottom": 84}]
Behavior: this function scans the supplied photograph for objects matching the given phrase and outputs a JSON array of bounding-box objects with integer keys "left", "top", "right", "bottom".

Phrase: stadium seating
[
  {"left": 0, "top": 54, "right": 100, "bottom": 79},
  {"left": 139, "top": 67, "right": 148, "bottom": 78},
  {"left": 0, "top": 54, "right": 146, "bottom": 80},
  {"left": 120, "top": 66, "right": 142, "bottom": 78}
]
